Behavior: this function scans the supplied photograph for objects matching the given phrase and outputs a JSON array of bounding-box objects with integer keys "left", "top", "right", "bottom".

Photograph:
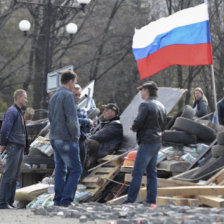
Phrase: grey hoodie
[{"left": 49, "top": 87, "right": 80, "bottom": 142}]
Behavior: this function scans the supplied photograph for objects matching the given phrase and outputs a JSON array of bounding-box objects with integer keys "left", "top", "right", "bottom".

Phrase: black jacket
[
  {"left": 193, "top": 98, "right": 208, "bottom": 118},
  {"left": 218, "top": 98, "right": 224, "bottom": 125},
  {"left": 132, "top": 96, "right": 166, "bottom": 144},
  {"left": 89, "top": 116, "right": 123, "bottom": 158}
]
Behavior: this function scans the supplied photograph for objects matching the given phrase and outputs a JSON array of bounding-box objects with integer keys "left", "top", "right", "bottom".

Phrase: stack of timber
[
  {"left": 80, "top": 154, "right": 124, "bottom": 201},
  {"left": 108, "top": 168, "right": 224, "bottom": 208}
]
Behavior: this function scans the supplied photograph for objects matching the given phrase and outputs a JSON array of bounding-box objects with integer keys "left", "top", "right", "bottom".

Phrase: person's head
[
  {"left": 13, "top": 89, "right": 28, "bottom": 108},
  {"left": 24, "top": 107, "right": 35, "bottom": 121},
  {"left": 61, "top": 70, "right": 77, "bottom": 91},
  {"left": 102, "top": 103, "right": 119, "bottom": 120},
  {"left": 137, "top": 81, "right": 158, "bottom": 100},
  {"left": 73, "top": 84, "right": 82, "bottom": 104},
  {"left": 193, "top": 87, "right": 204, "bottom": 101}
]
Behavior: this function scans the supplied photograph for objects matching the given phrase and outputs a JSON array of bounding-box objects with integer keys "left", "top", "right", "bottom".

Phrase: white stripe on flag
[{"left": 132, "top": 3, "right": 209, "bottom": 49}]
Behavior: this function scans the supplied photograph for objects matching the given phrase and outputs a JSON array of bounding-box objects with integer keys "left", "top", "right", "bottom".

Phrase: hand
[
  {"left": 89, "top": 119, "right": 94, "bottom": 127},
  {"left": 0, "top": 146, "right": 6, "bottom": 153}
]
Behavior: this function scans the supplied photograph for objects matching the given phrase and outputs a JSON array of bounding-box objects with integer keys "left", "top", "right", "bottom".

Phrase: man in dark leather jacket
[
  {"left": 124, "top": 81, "right": 166, "bottom": 207},
  {"left": 84, "top": 103, "right": 123, "bottom": 171}
]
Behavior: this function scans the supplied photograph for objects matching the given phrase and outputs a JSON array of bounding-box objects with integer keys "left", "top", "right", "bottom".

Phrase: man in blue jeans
[
  {"left": 0, "top": 89, "right": 28, "bottom": 209},
  {"left": 124, "top": 81, "right": 166, "bottom": 208},
  {"left": 49, "top": 70, "right": 81, "bottom": 207}
]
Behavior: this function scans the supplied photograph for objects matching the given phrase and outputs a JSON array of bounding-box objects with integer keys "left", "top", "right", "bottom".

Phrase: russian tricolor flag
[{"left": 133, "top": 3, "right": 213, "bottom": 80}]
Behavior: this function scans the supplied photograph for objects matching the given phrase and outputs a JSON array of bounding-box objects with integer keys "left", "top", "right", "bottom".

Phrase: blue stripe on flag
[{"left": 133, "top": 20, "right": 211, "bottom": 61}]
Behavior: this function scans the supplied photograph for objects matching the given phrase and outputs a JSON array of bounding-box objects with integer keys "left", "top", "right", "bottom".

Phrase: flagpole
[
  {"left": 211, "top": 65, "right": 219, "bottom": 125},
  {"left": 204, "top": 0, "right": 219, "bottom": 125}
]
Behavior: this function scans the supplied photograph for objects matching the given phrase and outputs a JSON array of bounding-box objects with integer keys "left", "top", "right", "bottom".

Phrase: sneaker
[
  {"left": 9, "top": 203, "right": 16, "bottom": 209},
  {"left": 122, "top": 200, "right": 131, "bottom": 204},
  {"left": 142, "top": 201, "right": 150, "bottom": 206},
  {"left": 150, "top": 203, "right": 157, "bottom": 209},
  {"left": 0, "top": 204, "right": 12, "bottom": 209},
  {"left": 60, "top": 202, "right": 76, "bottom": 208}
]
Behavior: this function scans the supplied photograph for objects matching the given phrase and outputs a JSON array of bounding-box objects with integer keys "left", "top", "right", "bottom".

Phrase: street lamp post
[{"left": 16, "top": 0, "right": 91, "bottom": 112}]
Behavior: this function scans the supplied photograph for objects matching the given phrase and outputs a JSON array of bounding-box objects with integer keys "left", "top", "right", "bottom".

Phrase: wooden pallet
[
  {"left": 81, "top": 155, "right": 123, "bottom": 201},
  {"left": 205, "top": 168, "right": 224, "bottom": 186}
]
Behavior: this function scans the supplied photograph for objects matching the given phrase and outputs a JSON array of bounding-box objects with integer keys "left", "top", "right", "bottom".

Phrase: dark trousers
[{"left": 0, "top": 143, "right": 24, "bottom": 206}]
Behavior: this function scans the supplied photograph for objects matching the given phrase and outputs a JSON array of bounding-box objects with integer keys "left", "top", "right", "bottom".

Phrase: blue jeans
[
  {"left": 51, "top": 140, "right": 82, "bottom": 206},
  {"left": 125, "top": 142, "right": 161, "bottom": 204},
  {"left": 0, "top": 143, "right": 24, "bottom": 206}
]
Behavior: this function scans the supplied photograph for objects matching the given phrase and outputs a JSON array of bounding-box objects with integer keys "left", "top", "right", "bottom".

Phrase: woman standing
[{"left": 192, "top": 87, "right": 208, "bottom": 118}]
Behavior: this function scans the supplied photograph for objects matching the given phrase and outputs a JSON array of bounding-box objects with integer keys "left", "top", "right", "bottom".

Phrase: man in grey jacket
[{"left": 49, "top": 70, "right": 81, "bottom": 207}]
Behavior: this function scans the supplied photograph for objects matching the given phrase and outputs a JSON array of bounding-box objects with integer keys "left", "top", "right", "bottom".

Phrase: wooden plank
[
  {"left": 97, "top": 155, "right": 124, "bottom": 165},
  {"left": 107, "top": 194, "right": 127, "bottom": 205},
  {"left": 205, "top": 168, "right": 224, "bottom": 185},
  {"left": 107, "top": 189, "right": 146, "bottom": 205},
  {"left": 107, "top": 190, "right": 200, "bottom": 206},
  {"left": 158, "top": 186, "right": 224, "bottom": 196},
  {"left": 95, "top": 167, "right": 116, "bottom": 173},
  {"left": 125, "top": 174, "right": 199, "bottom": 187},
  {"left": 88, "top": 153, "right": 127, "bottom": 172},
  {"left": 157, "top": 178, "right": 199, "bottom": 187},
  {"left": 219, "top": 180, "right": 224, "bottom": 185},
  {"left": 157, "top": 196, "right": 199, "bottom": 207},
  {"left": 169, "top": 167, "right": 199, "bottom": 181},
  {"left": 120, "top": 166, "right": 132, "bottom": 173},
  {"left": 197, "top": 195, "right": 224, "bottom": 208},
  {"left": 81, "top": 177, "right": 104, "bottom": 186},
  {"left": 124, "top": 174, "right": 145, "bottom": 186},
  {"left": 120, "top": 167, "right": 172, "bottom": 178}
]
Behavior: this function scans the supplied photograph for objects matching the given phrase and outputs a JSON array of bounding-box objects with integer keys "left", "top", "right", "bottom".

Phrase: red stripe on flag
[{"left": 137, "top": 43, "right": 213, "bottom": 80}]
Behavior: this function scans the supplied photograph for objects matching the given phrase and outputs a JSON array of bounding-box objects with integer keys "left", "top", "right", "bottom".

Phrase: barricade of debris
[{"left": 1, "top": 86, "right": 224, "bottom": 209}]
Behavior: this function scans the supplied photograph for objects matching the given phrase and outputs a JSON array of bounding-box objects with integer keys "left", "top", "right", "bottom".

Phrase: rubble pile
[{"left": 32, "top": 202, "right": 224, "bottom": 223}]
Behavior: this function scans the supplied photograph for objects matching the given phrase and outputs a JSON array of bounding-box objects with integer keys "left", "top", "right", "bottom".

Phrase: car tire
[
  {"left": 162, "top": 130, "right": 197, "bottom": 144},
  {"left": 181, "top": 105, "right": 195, "bottom": 119},
  {"left": 172, "top": 117, "right": 216, "bottom": 143},
  {"left": 211, "top": 145, "right": 224, "bottom": 158},
  {"left": 217, "top": 131, "right": 224, "bottom": 145}
]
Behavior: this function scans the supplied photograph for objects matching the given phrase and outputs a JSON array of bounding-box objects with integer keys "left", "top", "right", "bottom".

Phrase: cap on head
[
  {"left": 137, "top": 81, "right": 158, "bottom": 91},
  {"left": 102, "top": 103, "right": 119, "bottom": 115}
]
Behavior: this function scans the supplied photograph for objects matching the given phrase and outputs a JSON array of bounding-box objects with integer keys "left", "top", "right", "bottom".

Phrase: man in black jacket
[
  {"left": 85, "top": 103, "right": 123, "bottom": 170},
  {"left": 124, "top": 81, "right": 166, "bottom": 207}
]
